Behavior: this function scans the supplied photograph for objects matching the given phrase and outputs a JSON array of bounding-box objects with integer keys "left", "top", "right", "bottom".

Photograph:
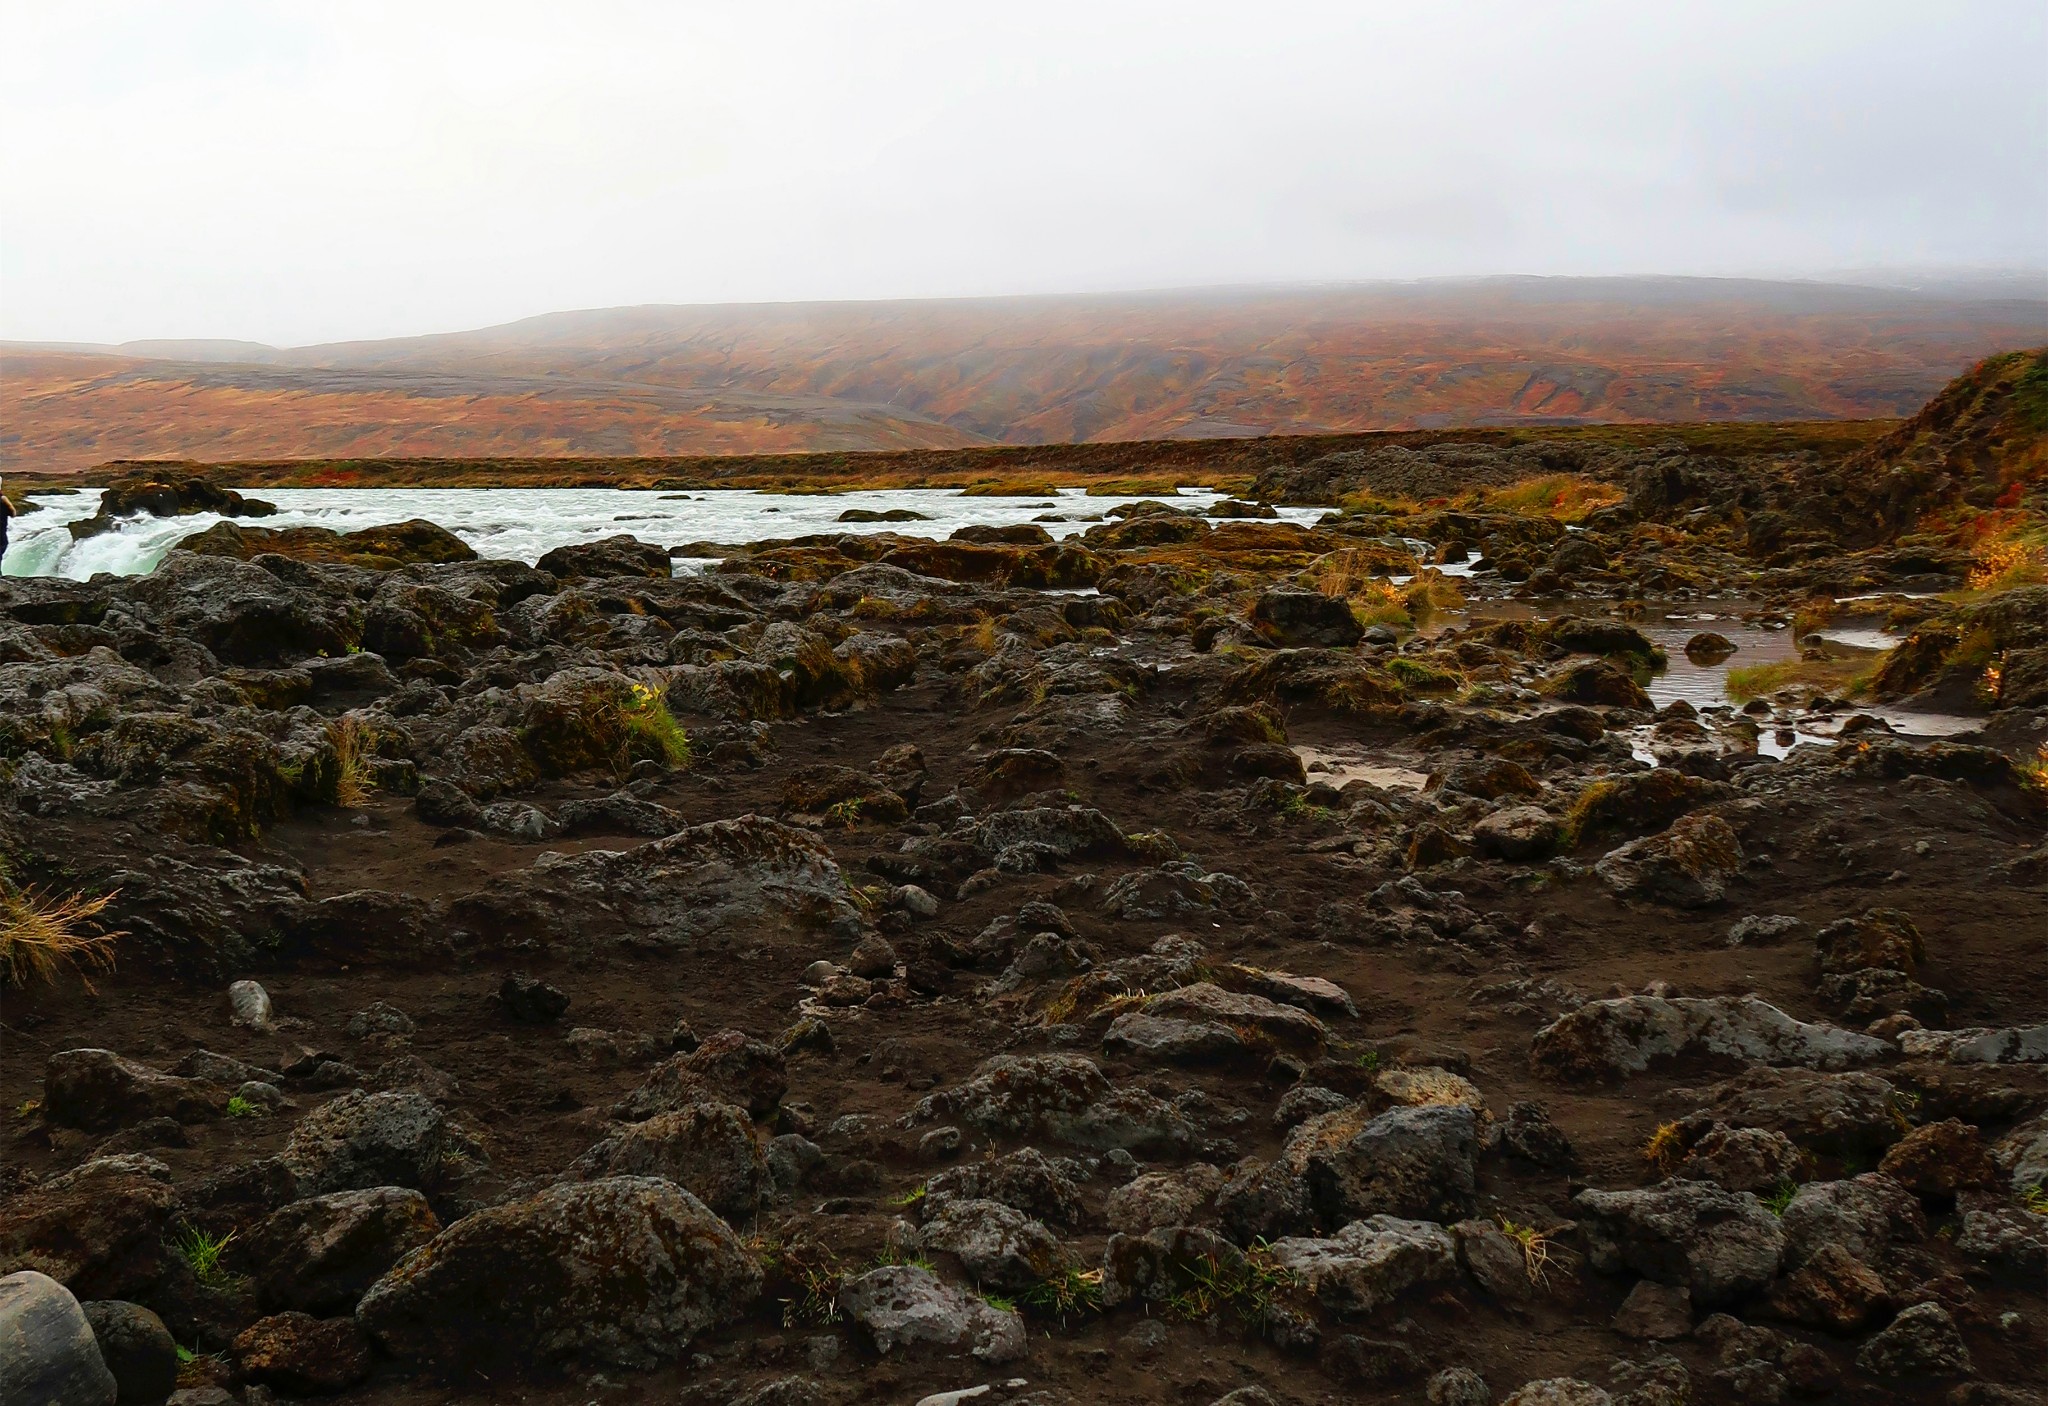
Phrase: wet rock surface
[{"left": 4, "top": 378, "right": 2047, "bottom": 1403}]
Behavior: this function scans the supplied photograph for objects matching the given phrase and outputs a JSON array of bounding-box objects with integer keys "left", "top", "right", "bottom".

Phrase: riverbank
[{"left": 2, "top": 418, "right": 1891, "bottom": 497}]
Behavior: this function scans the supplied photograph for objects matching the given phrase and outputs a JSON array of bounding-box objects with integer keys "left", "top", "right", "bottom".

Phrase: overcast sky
[{"left": 3, "top": 0, "right": 2044, "bottom": 346}]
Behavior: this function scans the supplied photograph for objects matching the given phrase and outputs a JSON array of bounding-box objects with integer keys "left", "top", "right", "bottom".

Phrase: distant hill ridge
[{"left": 5, "top": 276, "right": 2044, "bottom": 475}]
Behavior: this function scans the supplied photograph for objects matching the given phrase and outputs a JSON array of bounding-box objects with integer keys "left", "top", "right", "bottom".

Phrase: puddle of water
[{"left": 1295, "top": 745, "right": 1430, "bottom": 791}]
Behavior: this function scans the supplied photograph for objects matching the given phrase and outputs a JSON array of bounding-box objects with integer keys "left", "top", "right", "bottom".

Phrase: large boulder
[
  {"left": 69, "top": 470, "right": 274, "bottom": 538},
  {"left": 1473, "top": 805, "right": 1561, "bottom": 862},
  {"left": 280, "top": 1091, "right": 446, "bottom": 1195},
  {"left": 1141, "top": 983, "right": 1328, "bottom": 1057},
  {"left": 1574, "top": 1181, "right": 1784, "bottom": 1306},
  {"left": 244, "top": 1187, "right": 441, "bottom": 1314},
  {"left": 1676, "top": 1068, "right": 1909, "bottom": 1156},
  {"left": 1530, "top": 996, "right": 1888, "bottom": 1081},
  {"left": 79, "top": 1300, "right": 178, "bottom": 1406},
  {"left": 356, "top": 1177, "right": 760, "bottom": 1371},
  {"left": 0, "top": 1157, "right": 182, "bottom": 1302},
  {"left": 1250, "top": 590, "right": 1364, "bottom": 648},
  {"left": 232, "top": 1312, "right": 373, "bottom": 1394},
  {"left": 1593, "top": 813, "right": 1744, "bottom": 908},
  {"left": 612, "top": 1030, "right": 787, "bottom": 1123},
  {"left": 0, "top": 1271, "right": 116, "bottom": 1406},
  {"left": 1264, "top": 1216, "right": 1459, "bottom": 1315},
  {"left": 1877, "top": 1120, "right": 2000, "bottom": 1197},
  {"left": 568, "top": 1103, "right": 768, "bottom": 1221},
  {"left": 536, "top": 535, "right": 673, "bottom": 581},
  {"left": 1780, "top": 1175, "right": 1924, "bottom": 1270},
  {"left": 1814, "top": 909, "right": 1925, "bottom": 978},
  {"left": 1855, "top": 1301, "right": 1973, "bottom": 1378},
  {"left": 174, "top": 518, "right": 477, "bottom": 570},
  {"left": 836, "top": 1265, "right": 1025, "bottom": 1363},
  {"left": 922, "top": 1149, "right": 1088, "bottom": 1228},
  {"left": 908, "top": 1054, "right": 1195, "bottom": 1156},
  {"left": 918, "top": 1198, "right": 1066, "bottom": 1293},
  {"left": 1222, "top": 1104, "right": 1478, "bottom": 1238},
  {"left": 42, "top": 1050, "right": 226, "bottom": 1132},
  {"left": 449, "top": 816, "right": 863, "bottom": 956}
]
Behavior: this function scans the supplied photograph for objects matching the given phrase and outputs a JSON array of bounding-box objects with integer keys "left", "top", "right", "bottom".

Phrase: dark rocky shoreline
[{"left": 3, "top": 352, "right": 2046, "bottom": 1406}]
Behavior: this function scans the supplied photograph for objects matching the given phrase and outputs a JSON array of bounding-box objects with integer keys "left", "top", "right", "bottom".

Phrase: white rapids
[{"left": 4, "top": 486, "right": 1328, "bottom": 582}]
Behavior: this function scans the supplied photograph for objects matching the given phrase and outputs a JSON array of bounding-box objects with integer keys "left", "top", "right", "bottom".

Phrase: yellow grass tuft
[
  {"left": 328, "top": 713, "right": 378, "bottom": 808},
  {"left": 1642, "top": 1121, "right": 1684, "bottom": 1176},
  {"left": 2, "top": 884, "right": 125, "bottom": 991}
]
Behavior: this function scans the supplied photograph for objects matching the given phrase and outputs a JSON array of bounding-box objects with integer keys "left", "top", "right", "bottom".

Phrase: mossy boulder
[{"left": 355, "top": 1177, "right": 760, "bottom": 1370}]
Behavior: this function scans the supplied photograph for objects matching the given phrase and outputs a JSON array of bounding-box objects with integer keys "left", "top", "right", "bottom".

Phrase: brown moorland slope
[{"left": 5, "top": 276, "right": 2042, "bottom": 475}]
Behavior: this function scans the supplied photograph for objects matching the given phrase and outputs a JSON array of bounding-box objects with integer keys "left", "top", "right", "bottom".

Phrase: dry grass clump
[
  {"left": 1642, "top": 1120, "right": 1685, "bottom": 1175},
  {"left": 1497, "top": 1218, "right": 1568, "bottom": 1287},
  {"left": 1459, "top": 474, "right": 1624, "bottom": 522},
  {"left": 2, "top": 882, "right": 124, "bottom": 991},
  {"left": 327, "top": 714, "right": 378, "bottom": 808}
]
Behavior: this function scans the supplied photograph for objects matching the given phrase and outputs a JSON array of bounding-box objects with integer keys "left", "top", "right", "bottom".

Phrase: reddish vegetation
[{"left": 6, "top": 278, "right": 2042, "bottom": 475}]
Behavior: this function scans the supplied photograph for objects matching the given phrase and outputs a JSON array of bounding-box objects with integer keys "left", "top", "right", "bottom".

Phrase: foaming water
[{"left": 5, "top": 487, "right": 1327, "bottom": 581}]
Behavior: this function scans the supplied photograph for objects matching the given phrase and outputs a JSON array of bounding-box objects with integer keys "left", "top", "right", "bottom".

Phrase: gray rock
[
  {"left": 1453, "top": 1218, "right": 1543, "bottom": 1301},
  {"left": 1983, "top": 1062, "right": 2048, "bottom": 1135},
  {"left": 1265, "top": 1215, "right": 1459, "bottom": 1314},
  {"left": 1677, "top": 1067, "right": 1907, "bottom": 1156},
  {"left": 0, "top": 1156, "right": 183, "bottom": 1302},
  {"left": 1100, "top": 1225, "right": 1243, "bottom": 1309},
  {"left": 454, "top": 814, "right": 863, "bottom": 953},
  {"left": 1104, "top": 1165, "right": 1226, "bottom": 1232},
  {"left": 908, "top": 1054, "right": 1194, "bottom": 1156},
  {"left": 1612, "top": 1280, "right": 1693, "bottom": 1339},
  {"left": 1574, "top": 1180, "right": 1784, "bottom": 1305},
  {"left": 1855, "top": 1301, "right": 1973, "bottom": 1378},
  {"left": 228, "top": 979, "right": 273, "bottom": 1029},
  {"left": 919, "top": 1198, "right": 1066, "bottom": 1292},
  {"left": 1428, "top": 1366, "right": 1493, "bottom": 1405},
  {"left": 0, "top": 1271, "right": 117, "bottom": 1406},
  {"left": 1102, "top": 1012, "right": 1243, "bottom": 1065},
  {"left": 356, "top": 1177, "right": 760, "bottom": 1370},
  {"left": 1898, "top": 1024, "right": 2048, "bottom": 1064},
  {"left": 923, "top": 1148, "right": 1088, "bottom": 1227},
  {"left": 80, "top": 1300, "right": 178, "bottom": 1405},
  {"left": 836, "top": 1265, "right": 1025, "bottom": 1363},
  {"left": 1141, "top": 982, "right": 1327, "bottom": 1055},
  {"left": 1955, "top": 1190, "right": 2048, "bottom": 1278},
  {"left": 1280, "top": 1103, "right": 1479, "bottom": 1230},
  {"left": 1501, "top": 1382, "right": 1612, "bottom": 1406},
  {"left": 1727, "top": 914, "right": 1804, "bottom": 946},
  {"left": 1780, "top": 1175, "right": 1923, "bottom": 1270},
  {"left": 43, "top": 1049, "right": 226, "bottom": 1132},
  {"left": 1473, "top": 805, "right": 1560, "bottom": 862},
  {"left": 766, "top": 1134, "right": 825, "bottom": 1192},
  {"left": 344, "top": 1001, "right": 415, "bottom": 1039},
  {"left": 281, "top": 1089, "right": 445, "bottom": 1194},
  {"left": 1272, "top": 1084, "right": 1353, "bottom": 1130},
  {"left": 245, "top": 1186, "right": 441, "bottom": 1314},
  {"left": 568, "top": 1102, "right": 767, "bottom": 1221},
  {"left": 233, "top": 1081, "right": 288, "bottom": 1115},
  {"left": 1593, "top": 813, "right": 1743, "bottom": 908},
  {"left": 1677, "top": 1124, "right": 1805, "bottom": 1192},
  {"left": 169, "top": 1049, "right": 282, "bottom": 1087},
  {"left": 1531, "top": 995, "right": 1888, "bottom": 1081},
  {"left": 969, "top": 805, "right": 1127, "bottom": 870},
  {"left": 1250, "top": 588, "right": 1364, "bottom": 647}
]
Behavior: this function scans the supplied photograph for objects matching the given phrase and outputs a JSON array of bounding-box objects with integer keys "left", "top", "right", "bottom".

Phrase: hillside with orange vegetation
[{"left": 5, "top": 276, "right": 2043, "bottom": 475}]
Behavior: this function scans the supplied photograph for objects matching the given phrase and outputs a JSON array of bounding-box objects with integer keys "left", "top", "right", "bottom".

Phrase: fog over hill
[{"left": 5, "top": 276, "right": 2044, "bottom": 475}]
